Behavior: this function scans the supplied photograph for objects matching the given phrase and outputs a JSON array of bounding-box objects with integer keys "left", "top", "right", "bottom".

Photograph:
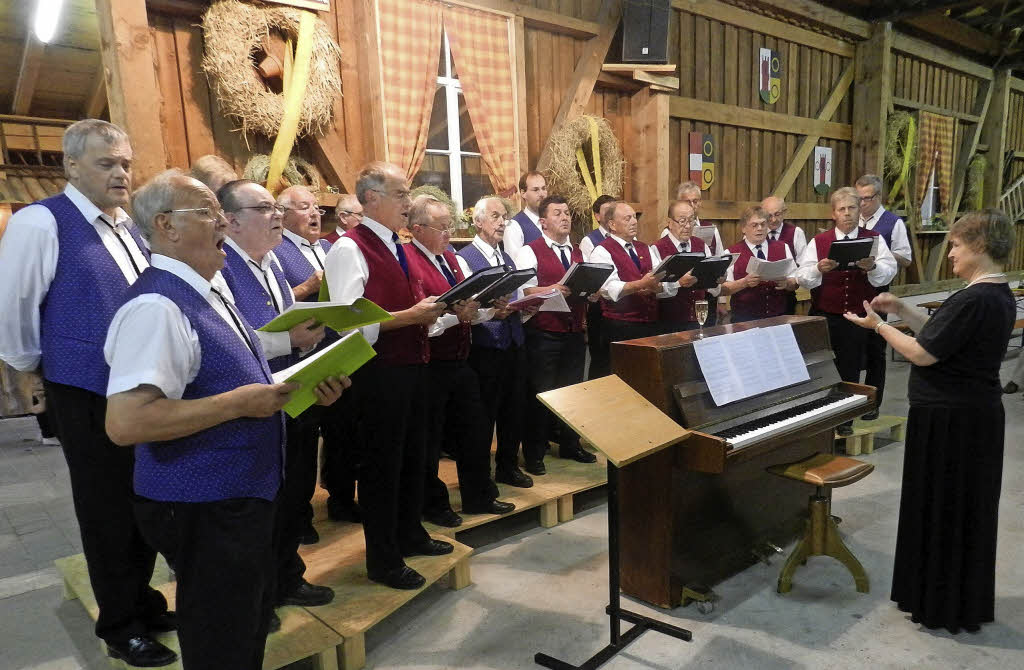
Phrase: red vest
[
  {"left": 654, "top": 235, "right": 706, "bottom": 323},
  {"left": 526, "top": 237, "right": 585, "bottom": 333},
  {"left": 599, "top": 237, "right": 658, "bottom": 323},
  {"left": 769, "top": 222, "right": 798, "bottom": 257},
  {"left": 406, "top": 244, "right": 471, "bottom": 361},
  {"left": 344, "top": 224, "right": 428, "bottom": 365},
  {"left": 728, "top": 239, "right": 789, "bottom": 320},
  {"left": 810, "top": 228, "right": 880, "bottom": 317}
]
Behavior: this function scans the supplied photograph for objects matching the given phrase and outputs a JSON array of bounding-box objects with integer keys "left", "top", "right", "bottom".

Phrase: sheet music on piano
[{"left": 692, "top": 324, "right": 810, "bottom": 406}]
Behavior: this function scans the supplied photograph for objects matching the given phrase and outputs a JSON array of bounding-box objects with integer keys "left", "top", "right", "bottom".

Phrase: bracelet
[{"left": 874, "top": 321, "right": 887, "bottom": 333}]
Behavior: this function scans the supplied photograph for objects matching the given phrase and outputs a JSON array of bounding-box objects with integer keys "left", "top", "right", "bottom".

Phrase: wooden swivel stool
[{"left": 768, "top": 452, "right": 874, "bottom": 594}]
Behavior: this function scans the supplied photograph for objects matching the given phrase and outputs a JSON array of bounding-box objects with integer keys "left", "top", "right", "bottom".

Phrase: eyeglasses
[
  {"left": 766, "top": 210, "right": 787, "bottom": 219},
  {"left": 370, "top": 188, "right": 412, "bottom": 201},
  {"left": 231, "top": 204, "right": 286, "bottom": 215},
  {"left": 282, "top": 205, "right": 326, "bottom": 216},
  {"left": 669, "top": 216, "right": 697, "bottom": 226},
  {"left": 338, "top": 210, "right": 363, "bottom": 220},
  {"left": 418, "top": 223, "right": 453, "bottom": 234},
  {"left": 859, "top": 193, "right": 879, "bottom": 202},
  {"left": 162, "top": 207, "right": 225, "bottom": 222}
]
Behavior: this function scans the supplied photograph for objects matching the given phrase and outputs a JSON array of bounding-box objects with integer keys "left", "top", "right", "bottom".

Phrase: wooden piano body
[{"left": 610, "top": 315, "right": 875, "bottom": 609}]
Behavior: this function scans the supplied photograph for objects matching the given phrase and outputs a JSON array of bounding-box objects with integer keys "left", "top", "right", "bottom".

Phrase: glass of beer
[{"left": 695, "top": 299, "right": 709, "bottom": 338}]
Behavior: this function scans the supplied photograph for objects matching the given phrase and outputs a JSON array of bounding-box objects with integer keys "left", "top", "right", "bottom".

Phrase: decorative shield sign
[
  {"left": 689, "top": 132, "right": 715, "bottom": 191},
  {"left": 759, "top": 48, "right": 781, "bottom": 105},
  {"left": 813, "top": 146, "right": 833, "bottom": 195}
]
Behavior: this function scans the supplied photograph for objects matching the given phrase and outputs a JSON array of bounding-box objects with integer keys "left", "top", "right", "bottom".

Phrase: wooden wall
[{"left": 1008, "top": 89, "right": 1024, "bottom": 184}]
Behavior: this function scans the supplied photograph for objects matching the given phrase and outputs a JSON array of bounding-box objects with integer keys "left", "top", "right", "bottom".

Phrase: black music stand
[{"left": 534, "top": 376, "right": 693, "bottom": 669}]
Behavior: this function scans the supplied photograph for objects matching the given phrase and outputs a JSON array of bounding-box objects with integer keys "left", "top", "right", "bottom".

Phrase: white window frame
[{"left": 423, "top": 28, "right": 483, "bottom": 211}]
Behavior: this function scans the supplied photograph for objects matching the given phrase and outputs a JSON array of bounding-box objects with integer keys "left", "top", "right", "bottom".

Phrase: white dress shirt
[
  {"left": 725, "top": 238, "right": 793, "bottom": 282},
  {"left": 105, "top": 255, "right": 254, "bottom": 400},
  {"left": 514, "top": 233, "right": 578, "bottom": 291},
  {"left": 220, "top": 237, "right": 293, "bottom": 359},
  {"left": 860, "top": 205, "right": 911, "bottom": 262},
  {"left": 411, "top": 238, "right": 479, "bottom": 336},
  {"left": 587, "top": 234, "right": 676, "bottom": 302},
  {"left": 578, "top": 226, "right": 609, "bottom": 262},
  {"left": 767, "top": 223, "right": 807, "bottom": 258},
  {"left": 660, "top": 217, "right": 725, "bottom": 255},
  {"left": 794, "top": 227, "right": 898, "bottom": 290},
  {"left": 323, "top": 216, "right": 402, "bottom": 346},
  {"left": 282, "top": 228, "right": 327, "bottom": 271},
  {"left": 502, "top": 208, "right": 539, "bottom": 260},
  {"left": 0, "top": 183, "right": 149, "bottom": 371}
]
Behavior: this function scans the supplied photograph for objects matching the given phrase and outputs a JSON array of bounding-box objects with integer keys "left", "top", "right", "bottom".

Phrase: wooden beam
[
  {"left": 442, "top": 0, "right": 600, "bottom": 38},
  {"left": 631, "top": 88, "right": 670, "bottom": 242},
  {"left": 95, "top": 0, "right": 168, "bottom": 184},
  {"left": 632, "top": 71, "right": 679, "bottom": 90},
  {"left": 671, "top": 0, "right": 855, "bottom": 58},
  {"left": 596, "top": 70, "right": 642, "bottom": 92},
  {"left": 699, "top": 200, "right": 832, "bottom": 220},
  {"left": 513, "top": 16, "right": 529, "bottom": 177},
  {"left": 852, "top": 22, "right": 893, "bottom": 179},
  {"left": 980, "top": 69, "right": 1012, "bottom": 208},
  {"left": 892, "top": 32, "right": 993, "bottom": 81},
  {"left": 669, "top": 96, "right": 852, "bottom": 140},
  {"left": 741, "top": 0, "right": 869, "bottom": 40},
  {"left": 902, "top": 13, "right": 1003, "bottom": 59},
  {"left": 12, "top": 36, "right": 45, "bottom": 115},
  {"left": 1012, "top": 77, "right": 1024, "bottom": 94},
  {"left": 881, "top": 0, "right": 990, "bottom": 23},
  {"left": 773, "top": 62, "right": 854, "bottom": 199},
  {"left": 83, "top": 67, "right": 108, "bottom": 119},
  {"left": 891, "top": 96, "right": 981, "bottom": 124},
  {"left": 356, "top": 0, "right": 386, "bottom": 162},
  {"left": 306, "top": 125, "right": 357, "bottom": 193},
  {"left": 602, "top": 64, "right": 678, "bottom": 73},
  {"left": 536, "top": 0, "right": 622, "bottom": 172}
]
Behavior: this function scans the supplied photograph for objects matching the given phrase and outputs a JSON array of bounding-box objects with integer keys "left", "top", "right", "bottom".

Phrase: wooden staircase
[{"left": 1000, "top": 173, "right": 1024, "bottom": 223}]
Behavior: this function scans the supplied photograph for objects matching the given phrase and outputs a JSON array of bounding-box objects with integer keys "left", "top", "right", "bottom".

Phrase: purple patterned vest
[
  {"left": 220, "top": 244, "right": 297, "bottom": 372},
  {"left": 274, "top": 235, "right": 330, "bottom": 302},
  {"left": 38, "top": 193, "right": 148, "bottom": 395},
  {"left": 585, "top": 228, "right": 606, "bottom": 249},
  {"left": 512, "top": 210, "right": 542, "bottom": 245},
  {"left": 868, "top": 209, "right": 900, "bottom": 250},
  {"left": 126, "top": 267, "right": 283, "bottom": 502},
  {"left": 457, "top": 243, "right": 525, "bottom": 349}
]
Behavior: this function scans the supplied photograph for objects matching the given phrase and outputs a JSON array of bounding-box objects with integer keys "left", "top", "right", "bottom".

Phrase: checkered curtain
[
  {"left": 443, "top": 5, "right": 517, "bottom": 195},
  {"left": 377, "top": 0, "right": 443, "bottom": 179},
  {"left": 914, "top": 111, "right": 955, "bottom": 212}
]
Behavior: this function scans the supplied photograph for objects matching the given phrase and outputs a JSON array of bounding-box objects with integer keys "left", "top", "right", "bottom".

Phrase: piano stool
[
  {"left": 836, "top": 415, "right": 908, "bottom": 455},
  {"left": 767, "top": 453, "right": 875, "bottom": 595}
]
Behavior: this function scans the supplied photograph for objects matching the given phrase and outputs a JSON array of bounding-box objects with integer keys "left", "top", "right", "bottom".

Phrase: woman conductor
[{"left": 844, "top": 209, "right": 1016, "bottom": 634}]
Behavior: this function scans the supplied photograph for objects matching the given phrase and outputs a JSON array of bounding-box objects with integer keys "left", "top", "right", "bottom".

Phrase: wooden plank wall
[
  {"left": 1008, "top": 90, "right": 1024, "bottom": 184},
  {"left": 667, "top": 5, "right": 853, "bottom": 250}
]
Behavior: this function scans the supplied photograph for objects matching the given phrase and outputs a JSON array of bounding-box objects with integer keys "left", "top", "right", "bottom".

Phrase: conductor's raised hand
[
  {"left": 314, "top": 375, "right": 350, "bottom": 406},
  {"left": 843, "top": 300, "right": 882, "bottom": 330},
  {"left": 289, "top": 319, "right": 326, "bottom": 350},
  {"left": 233, "top": 382, "right": 299, "bottom": 417},
  {"left": 817, "top": 258, "right": 839, "bottom": 273},
  {"left": 678, "top": 269, "right": 698, "bottom": 288},
  {"left": 870, "top": 292, "right": 901, "bottom": 314}
]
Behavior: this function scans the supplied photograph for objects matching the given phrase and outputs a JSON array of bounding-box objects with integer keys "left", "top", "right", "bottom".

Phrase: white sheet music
[
  {"left": 692, "top": 324, "right": 809, "bottom": 406},
  {"left": 745, "top": 257, "right": 796, "bottom": 281}
]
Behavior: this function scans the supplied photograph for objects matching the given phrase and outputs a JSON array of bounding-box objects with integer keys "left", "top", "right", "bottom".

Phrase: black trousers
[
  {"left": 424, "top": 359, "right": 495, "bottom": 512},
  {"left": 864, "top": 327, "right": 888, "bottom": 408},
  {"left": 320, "top": 399, "right": 358, "bottom": 509},
  {"left": 523, "top": 330, "right": 586, "bottom": 462},
  {"left": 44, "top": 381, "right": 166, "bottom": 645},
  {"left": 586, "top": 301, "right": 610, "bottom": 379},
  {"left": 273, "top": 413, "right": 320, "bottom": 599},
  {"left": 604, "top": 319, "right": 661, "bottom": 348},
  {"left": 659, "top": 320, "right": 698, "bottom": 335},
  {"left": 468, "top": 343, "right": 527, "bottom": 474},
  {"left": 348, "top": 361, "right": 430, "bottom": 572},
  {"left": 814, "top": 310, "right": 873, "bottom": 423},
  {"left": 136, "top": 496, "right": 275, "bottom": 670},
  {"left": 35, "top": 411, "right": 55, "bottom": 438}
]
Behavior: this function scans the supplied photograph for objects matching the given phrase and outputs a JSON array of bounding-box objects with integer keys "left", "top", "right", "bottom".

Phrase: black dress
[{"left": 891, "top": 282, "right": 1016, "bottom": 633}]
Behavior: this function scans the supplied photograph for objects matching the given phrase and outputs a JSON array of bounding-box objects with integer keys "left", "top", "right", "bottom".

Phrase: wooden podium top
[{"left": 538, "top": 375, "right": 690, "bottom": 468}]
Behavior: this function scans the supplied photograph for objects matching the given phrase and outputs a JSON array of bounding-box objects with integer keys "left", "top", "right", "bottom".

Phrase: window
[
  {"left": 920, "top": 151, "right": 941, "bottom": 227},
  {"left": 412, "top": 29, "right": 491, "bottom": 212}
]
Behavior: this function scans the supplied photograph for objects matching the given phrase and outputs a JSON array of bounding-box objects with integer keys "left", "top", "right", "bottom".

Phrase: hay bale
[
  {"left": 243, "top": 153, "right": 323, "bottom": 192},
  {"left": 545, "top": 115, "right": 624, "bottom": 219},
  {"left": 202, "top": 0, "right": 342, "bottom": 138}
]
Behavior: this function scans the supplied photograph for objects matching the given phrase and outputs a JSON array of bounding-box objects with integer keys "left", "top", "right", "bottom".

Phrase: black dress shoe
[
  {"left": 1004, "top": 381, "right": 1019, "bottom": 394},
  {"left": 837, "top": 424, "right": 854, "bottom": 437},
  {"left": 462, "top": 499, "right": 516, "bottom": 515},
  {"left": 495, "top": 468, "right": 533, "bottom": 488},
  {"left": 267, "top": 610, "right": 281, "bottom": 634},
  {"left": 402, "top": 538, "right": 454, "bottom": 557},
  {"left": 278, "top": 580, "right": 335, "bottom": 607},
  {"left": 560, "top": 446, "right": 597, "bottom": 463},
  {"left": 861, "top": 409, "right": 880, "bottom": 421},
  {"left": 326, "top": 498, "right": 363, "bottom": 523},
  {"left": 299, "top": 526, "right": 320, "bottom": 545},
  {"left": 368, "top": 565, "right": 426, "bottom": 590},
  {"left": 145, "top": 611, "right": 177, "bottom": 633},
  {"left": 424, "top": 508, "right": 463, "bottom": 528},
  {"left": 106, "top": 636, "right": 177, "bottom": 667},
  {"left": 525, "top": 460, "right": 546, "bottom": 476}
]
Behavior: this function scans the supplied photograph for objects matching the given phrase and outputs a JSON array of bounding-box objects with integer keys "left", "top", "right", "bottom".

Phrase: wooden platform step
[{"left": 836, "top": 415, "right": 907, "bottom": 456}]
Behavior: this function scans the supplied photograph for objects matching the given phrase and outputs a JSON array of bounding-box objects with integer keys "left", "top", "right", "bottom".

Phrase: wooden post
[
  {"left": 94, "top": 0, "right": 168, "bottom": 185},
  {"left": 630, "top": 87, "right": 669, "bottom": 242},
  {"left": 513, "top": 16, "right": 529, "bottom": 178},
  {"left": 981, "top": 68, "right": 1012, "bottom": 208},
  {"left": 355, "top": 0, "right": 387, "bottom": 162},
  {"left": 12, "top": 35, "right": 45, "bottom": 115},
  {"left": 851, "top": 22, "right": 892, "bottom": 178}
]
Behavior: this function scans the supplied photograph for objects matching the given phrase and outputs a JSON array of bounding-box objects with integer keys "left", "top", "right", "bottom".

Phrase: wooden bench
[{"left": 836, "top": 415, "right": 907, "bottom": 456}]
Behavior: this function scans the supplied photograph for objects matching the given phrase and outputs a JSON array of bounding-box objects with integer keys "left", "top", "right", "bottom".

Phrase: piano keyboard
[{"left": 713, "top": 392, "right": 869, "bottom": 450}]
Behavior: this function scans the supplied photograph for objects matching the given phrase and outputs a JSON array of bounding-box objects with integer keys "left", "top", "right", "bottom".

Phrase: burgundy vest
[
  {"left": 344, "top": 224, "right": 428, "bottom": 365},
  {"left": 654, "top": 235, "right": 706, "bottom": 323},
  {"left": 599, "top": 237, "right": 658, "bottom": 323},
  {"left": 527, "top": 237, "right": 585, "bottom": 333},
  {"left": 728, "top": 239, "right": 789, "bottom": 320},
  {"left": 769, "top": 222, "right": 798, "bottom": 257},
  {"left": 810, "top": 228, "right": 881, "bottom": 317},
  {"left": 407, "top": 244, "right": 470, "bottom": 361}
]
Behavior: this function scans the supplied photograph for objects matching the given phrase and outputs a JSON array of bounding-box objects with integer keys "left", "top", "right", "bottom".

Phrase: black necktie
[
  {"left": 211, "top": 288, "right": 259, "bottom": 360},
  {"left": 436, "top": 255, "right": 457, "bottom": 286},
  {"left": 557, "top": 245, "right": 571, "bottom": 270},
  {"left": 495, "top": 245, "right": 510, "bottom": 270},
  {"left": 756, "top": 244, "right": 766, "bottom": 260},
  {"left": 769, "top": 230, "right": 777, "bottom": 242},
  {"left": 626, "top": 243, "right": 642, "bottom": 271},
  {"left": 392, "top": 233, "right": 409, "bottom": 277},
  {"left": 303, "top": 242, "right": 325, "bottom": 270},
  {"left": 249, "top": 260, "right": 281, "bottom": 313},
  {"left": 679, "top": 241, "right": 688, "bottom": 253},
  {"left": 101, "top": 219, "right": 143, "bottom": 278}
]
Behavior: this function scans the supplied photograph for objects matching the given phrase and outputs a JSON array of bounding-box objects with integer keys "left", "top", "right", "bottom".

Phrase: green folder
[
  {"left": 257, "top": 297, "right": 393, "bottom": 333},
  {"left": 272, "top": 331, "right": 376, "bottom": 418},
  {"left": 318, "top": 278, "right": 330, "bottom": 302}
]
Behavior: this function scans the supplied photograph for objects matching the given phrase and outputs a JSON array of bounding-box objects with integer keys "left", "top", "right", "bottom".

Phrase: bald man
[{"left": 760, "top": 196, "right": 806, "bottom": 316}]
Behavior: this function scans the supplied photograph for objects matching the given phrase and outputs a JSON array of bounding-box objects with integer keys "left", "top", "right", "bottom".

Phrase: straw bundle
[
  {"left": 201, "top": 0, "right": 342, "bottom": 138},
  {"left": 243, "top": 153, "right": 323, "bottom": 192},
  {"left": 545, "top": 115, "right": 624, "bottom": 218}
]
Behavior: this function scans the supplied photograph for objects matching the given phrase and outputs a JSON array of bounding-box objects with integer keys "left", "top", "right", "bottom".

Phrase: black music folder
[
  {"left": 692, "top": 256, "right": 732, "bottom": 290},
  {"left": 473, "top": 268, "right": 537, "bottom": 307},
  {"left": 559, "top": 262, "right": 614, "bottom": 298},
  {"left": 828, "top": 237, "right": 876, "bottom": 268},
  {"left": 652, "top": 252, "right": 707, "bottom": 283},
  {"left": 435, "top": 266, "right": 505, "bottom": 305}
]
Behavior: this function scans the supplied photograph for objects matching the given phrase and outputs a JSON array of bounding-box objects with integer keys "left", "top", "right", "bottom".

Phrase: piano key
[{"left": 717, "top": 393, "right": 869, "bottom": 449}]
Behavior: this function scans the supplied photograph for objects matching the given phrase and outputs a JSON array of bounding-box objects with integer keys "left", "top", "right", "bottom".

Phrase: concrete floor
[{"left": 1, "top": 350, "right": 1022, "bottom": 670}]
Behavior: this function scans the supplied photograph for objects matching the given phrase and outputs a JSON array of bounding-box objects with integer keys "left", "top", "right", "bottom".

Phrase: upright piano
[{"left": 610, "top": 315, "right": 875, "bottom": 608}]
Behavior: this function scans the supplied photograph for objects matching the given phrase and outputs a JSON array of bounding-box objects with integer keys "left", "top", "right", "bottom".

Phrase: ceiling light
[{"left": 34, "top": 0, "right": 66, "bottom": 44}]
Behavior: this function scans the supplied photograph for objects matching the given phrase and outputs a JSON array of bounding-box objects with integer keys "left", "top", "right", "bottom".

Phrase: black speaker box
[{"left": 621, "top": 0, "right": 671, "bottom": 63}]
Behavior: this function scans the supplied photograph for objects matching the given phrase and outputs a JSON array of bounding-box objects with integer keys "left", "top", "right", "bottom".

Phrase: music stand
[{"left": 534, "top": 375, "right": 693, "bottom": 669}]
